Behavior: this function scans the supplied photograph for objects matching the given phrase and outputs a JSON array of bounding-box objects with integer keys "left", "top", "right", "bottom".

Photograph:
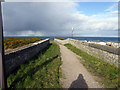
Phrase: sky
[{"left": 1, "top": 0, "right": 119, "bottom": 37}]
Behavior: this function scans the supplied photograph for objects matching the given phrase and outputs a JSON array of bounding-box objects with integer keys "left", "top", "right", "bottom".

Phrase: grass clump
[
  {"left": 64, "top": 44, "right": 119, "bottom": 88},
  {"left": 7, "top": 43, "right": 62, "bottom": 88},
  {"left": 56, "top": 38, "right": 65, "bottom": 40}
]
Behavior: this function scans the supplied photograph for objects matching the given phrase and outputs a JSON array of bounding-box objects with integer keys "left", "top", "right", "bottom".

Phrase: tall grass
[
  {"left": 7, "top": 43, "right": 62, "bottom": 88},
  {"left": 65, "top": 44, "right": 119, "bottom": 88}
]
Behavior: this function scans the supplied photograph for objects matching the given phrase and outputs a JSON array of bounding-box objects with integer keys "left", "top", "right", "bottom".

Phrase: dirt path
[{"left": 56, "top": 42, "right": 103, "bottom": 88}]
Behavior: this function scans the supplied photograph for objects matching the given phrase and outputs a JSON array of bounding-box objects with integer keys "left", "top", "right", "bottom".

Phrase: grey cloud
[
  {"left": 2, "top": 2, "right": 80, "bottom": 36},
  {"left": 2, "top": 2, "right": 118, "bottom": 37}
]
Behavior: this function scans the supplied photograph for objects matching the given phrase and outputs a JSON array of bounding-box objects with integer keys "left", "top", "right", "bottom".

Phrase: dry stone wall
[
  {"left": 54, "top": 39, "right": 69, "bottom": 44},
  {"left": 5, "top": 39, "right": 50, "bottom": 75},
  {"left": 55, "top": 38, "right": 119, "bottom": 67}
]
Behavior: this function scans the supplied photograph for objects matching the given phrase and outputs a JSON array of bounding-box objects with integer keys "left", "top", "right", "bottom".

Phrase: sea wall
[
  {"left": 55, "top": 38, "right": 119, "bottom": 67},
  {"left": 5, "top": 38, "right": 50, "bottom": 75}
]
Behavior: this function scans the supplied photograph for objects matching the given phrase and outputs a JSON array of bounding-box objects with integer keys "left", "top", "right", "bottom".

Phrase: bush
[{"left": 4, "top": 38, "right": 41, "bottom": 50}]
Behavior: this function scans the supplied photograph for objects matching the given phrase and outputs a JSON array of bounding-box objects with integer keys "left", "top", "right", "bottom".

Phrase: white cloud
[
  {"left": 110, "top": 10, "right": 118, "bottom": 13},
  {"left": 105, "top": 3, "right": 118, "bottom": 14},
  {"left": 72, "top": 13, "right": 118, "bottom": 31}
]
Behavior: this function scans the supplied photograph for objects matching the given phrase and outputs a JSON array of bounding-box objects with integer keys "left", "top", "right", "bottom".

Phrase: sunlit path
[{"left": 56, "top": 42, "right": 103, "bottom": 88}]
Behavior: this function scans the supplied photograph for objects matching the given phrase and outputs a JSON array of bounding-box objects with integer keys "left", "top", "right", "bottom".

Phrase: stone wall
[
  {"left": 5, "top": 39, "right": 50, "bottom": 75},
  {"left": 54, "top": 38, "right": 69, "bottom": 44},
  {"left": 55, "top": 38, "right": 119, "bottom": 67},
  {"left": 88, "top": 43, "right": 118, "bottom": 55}
]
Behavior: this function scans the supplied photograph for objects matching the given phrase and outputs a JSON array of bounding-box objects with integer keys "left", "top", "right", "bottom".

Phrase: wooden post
[{"left": 0, "top": 1, "right": 7, "bottom": 89}]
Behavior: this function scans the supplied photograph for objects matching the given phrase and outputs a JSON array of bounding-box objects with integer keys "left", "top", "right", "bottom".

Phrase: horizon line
[{"left": 3, "top": 36, "right": 119, "bottom": 38}]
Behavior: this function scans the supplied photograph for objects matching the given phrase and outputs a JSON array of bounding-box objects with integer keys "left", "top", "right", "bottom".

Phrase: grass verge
[
  {"left": 7, "top": 42, "right": 62, "bottom": 88},
  {"left": 64, "top": 44, "right": 119, "bottom": 88}
]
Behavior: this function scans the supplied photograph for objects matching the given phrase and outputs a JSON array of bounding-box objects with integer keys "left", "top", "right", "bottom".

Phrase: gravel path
[{"left": 57, "top": 43, "right": 103, "bottom": 88}]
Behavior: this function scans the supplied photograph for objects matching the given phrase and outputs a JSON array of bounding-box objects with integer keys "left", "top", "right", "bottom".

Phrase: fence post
[{"left": 0, "top": 1, "right": 7, "bottom": 89}]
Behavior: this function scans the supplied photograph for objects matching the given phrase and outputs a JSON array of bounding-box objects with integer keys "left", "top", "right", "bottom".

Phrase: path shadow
[
  {"left": 9, "top": 55, "right": 58, "bottom": 88},
  {"left": 69, "top": 74, "right": 88, "bottom": 89},
  {"left": 7, "top": 43, "right": 52, "bottom": 76}
]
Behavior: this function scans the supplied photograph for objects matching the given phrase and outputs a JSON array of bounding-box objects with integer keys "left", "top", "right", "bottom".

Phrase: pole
[
  {"left": 72, "top": 27, "right": 74, "bottom": 39},
  {"left": 0, "top": 1, "right": 7, "bottom": 89},
  {"left": 72, "top": 30, "right": 73, "bottom": 39}
]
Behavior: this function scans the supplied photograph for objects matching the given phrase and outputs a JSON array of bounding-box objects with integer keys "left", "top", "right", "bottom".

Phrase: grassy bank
[
  {"left": 4, "top": 38, "right": 41, "bottom": 50},
  {"left": 7, "top": 42, "right": 62, "bottom": 88},
  {"left": 64, "top": 44, "right": 119, "bottom": 88}
]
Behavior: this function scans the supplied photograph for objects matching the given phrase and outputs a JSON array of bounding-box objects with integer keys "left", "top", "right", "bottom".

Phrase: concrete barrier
[{"left": 5, "top": 38, "right": 50, "bottom": 75}]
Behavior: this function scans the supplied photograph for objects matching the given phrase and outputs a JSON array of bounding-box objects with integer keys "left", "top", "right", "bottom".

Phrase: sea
[{"left": 4, "top": 36, "right": 119, "bottom": 43}]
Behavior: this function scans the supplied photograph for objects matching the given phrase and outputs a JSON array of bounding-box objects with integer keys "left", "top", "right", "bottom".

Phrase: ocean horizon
[{"left": 4, "top": 36, "right": 119, "bottom": 42}]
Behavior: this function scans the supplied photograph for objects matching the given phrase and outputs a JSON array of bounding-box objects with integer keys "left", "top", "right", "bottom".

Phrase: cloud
[
  {"left": 72, "top": 13, "right": 118, "bottom": 36},
  {"left": 110, "top": 10, "right": 118, "bottom": 13},
  {"left": 2, "top": 2, "right": 118, "bottom": 37},
  {"left": 105, "top": 3, "right": 118, "bottom": 11},
  {"left": 5, "top": 0, "right": 119, "bottom": 2},
  {"left": 4, "top": 30, "right": 45, "bottom": 36},
  {"left": 105, "top": 3, "right": 118, "bottom": 14}
]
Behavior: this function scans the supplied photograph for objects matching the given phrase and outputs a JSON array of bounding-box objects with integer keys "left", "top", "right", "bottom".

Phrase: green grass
[
  {"left": 7, "top": 43, "right": 62, "bottom": 88},
  {"left": 64, "top": 44, "right": 120, "bottom": 88}
]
